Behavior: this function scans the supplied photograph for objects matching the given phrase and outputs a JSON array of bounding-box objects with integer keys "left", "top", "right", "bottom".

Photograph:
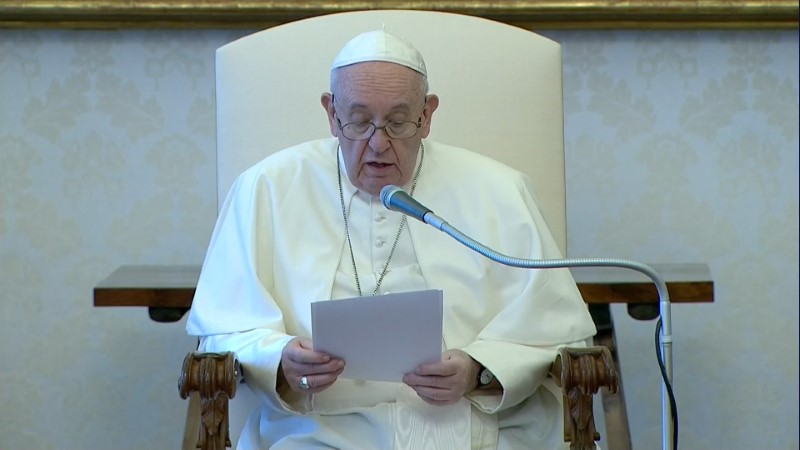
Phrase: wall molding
[{"left": 0, "top": 1, "right": 797, "bottom": 30}]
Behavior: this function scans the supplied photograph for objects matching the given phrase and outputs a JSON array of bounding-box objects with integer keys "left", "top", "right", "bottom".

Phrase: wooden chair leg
[
  {"left": 551, "top": 346, "right": 619, "bottom": 450},
  {"left": 182, "top": 392, "right": 201, "bottom": 450},
  {"left": 179, "top": 352, "right": 239, "bottom": 450}
]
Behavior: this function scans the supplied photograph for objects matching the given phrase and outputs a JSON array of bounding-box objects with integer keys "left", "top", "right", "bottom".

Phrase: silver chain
[{"left": 337, "top": 144, "right": 425, "bottom": 297}]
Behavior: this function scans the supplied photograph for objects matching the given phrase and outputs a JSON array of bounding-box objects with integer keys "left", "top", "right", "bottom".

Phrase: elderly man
[{"left": 187, "top": 30, "right": 596, "bottom": 449}]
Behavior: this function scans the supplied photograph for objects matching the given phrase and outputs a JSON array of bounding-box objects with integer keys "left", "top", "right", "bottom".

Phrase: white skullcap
[{"left": 331, "top": 30, "right": 427, "bottom": 76}]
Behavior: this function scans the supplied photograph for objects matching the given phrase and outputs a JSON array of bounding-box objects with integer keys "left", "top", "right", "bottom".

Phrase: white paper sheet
[{"left": 311, "top": 289, "right": 443, "bottom": 382}]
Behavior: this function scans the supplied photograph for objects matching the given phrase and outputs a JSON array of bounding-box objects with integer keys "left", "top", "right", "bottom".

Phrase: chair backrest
[
  {"left": 213, "top": 10, "right": 566, "bottom": 447},
  {"left": 216, "top": 9, "right": 567, "bottom": 254}
]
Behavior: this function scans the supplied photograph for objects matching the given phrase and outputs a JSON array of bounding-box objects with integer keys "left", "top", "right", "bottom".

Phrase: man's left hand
[{"left": 402, "top": 349, "right": 480, "bottom": 405}]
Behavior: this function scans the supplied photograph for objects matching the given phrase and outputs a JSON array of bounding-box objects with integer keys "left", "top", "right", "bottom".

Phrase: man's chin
[{"left": 360, "top": 178, "right": 401, "bottom": 197}]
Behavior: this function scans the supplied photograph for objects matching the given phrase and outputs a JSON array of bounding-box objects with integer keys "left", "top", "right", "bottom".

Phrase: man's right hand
[{"left": 278, "top": 337, "right": 345, "bottom": 394}]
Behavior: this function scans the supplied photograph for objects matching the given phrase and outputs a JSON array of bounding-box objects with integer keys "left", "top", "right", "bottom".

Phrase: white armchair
[{"left": 179, "top": 9, "right": 617, "bottom": 450}]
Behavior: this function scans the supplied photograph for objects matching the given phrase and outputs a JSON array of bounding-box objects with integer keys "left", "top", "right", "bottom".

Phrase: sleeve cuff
[{"left": 461, "top": 339, "right": 571, "bottom": 413}]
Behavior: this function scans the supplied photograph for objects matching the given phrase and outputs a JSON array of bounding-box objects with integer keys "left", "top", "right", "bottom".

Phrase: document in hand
[{"left": 311, "top": 289, "right": 443, "bottom": 382}]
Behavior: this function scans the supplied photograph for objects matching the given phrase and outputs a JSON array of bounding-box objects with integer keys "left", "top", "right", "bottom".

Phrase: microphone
[
  {"left": 379, "top": 184, "right": 676, "bottom": 450},
  {"left": 380, "top": 185, "right": 445, "bottom": 227}
]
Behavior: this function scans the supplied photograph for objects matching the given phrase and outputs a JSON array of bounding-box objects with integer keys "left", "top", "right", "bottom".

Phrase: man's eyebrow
[
  {"left": 390, "top": 104, "right": 413, "bottom": 113},
  {"left": 345, "top": 103, "right": 414, "bottom": 113},
  {"left": 345, "top": 103, "right": 369, "bottom": 111}
]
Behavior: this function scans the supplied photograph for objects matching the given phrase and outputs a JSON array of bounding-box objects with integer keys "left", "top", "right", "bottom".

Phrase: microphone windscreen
[
  {"left": 380, "top": 185, "right": 403, "bottom": 210},
  {"left": 379, "top": 185, "right": 432, "bottom": 223}
]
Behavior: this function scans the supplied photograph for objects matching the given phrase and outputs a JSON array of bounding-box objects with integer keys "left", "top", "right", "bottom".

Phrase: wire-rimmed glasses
[
  {"left": 331, "top": 93, "right": 425, "bottom": 141},
  {"left": 336, "top": 116, "right": 422, "bottom": 141}
]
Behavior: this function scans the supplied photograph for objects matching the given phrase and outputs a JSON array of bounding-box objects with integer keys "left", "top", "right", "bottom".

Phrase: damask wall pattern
[
  {"left": 546, "top": 29, "right": 799, "bottom": 449},
  {"left": 0, "top": 28, "right": 797, "bottom": 449}
]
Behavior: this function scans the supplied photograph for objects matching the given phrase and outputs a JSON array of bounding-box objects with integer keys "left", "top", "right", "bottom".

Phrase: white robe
[{"left": 187, "top": 138, "right": 597, "bottom": 449}]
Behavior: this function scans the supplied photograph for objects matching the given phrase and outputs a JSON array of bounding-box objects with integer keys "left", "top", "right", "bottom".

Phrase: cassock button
[
  {"left": 375, "top": 239, "right": 384, "bottom": 247},
  {"left": 375, "top": 215, "right": 386, "bottom": 222}
]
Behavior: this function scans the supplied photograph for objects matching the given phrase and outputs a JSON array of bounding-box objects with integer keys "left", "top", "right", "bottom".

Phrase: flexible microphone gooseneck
[{"left": 379, "top": 184, "right": 677, "bottom": 450}]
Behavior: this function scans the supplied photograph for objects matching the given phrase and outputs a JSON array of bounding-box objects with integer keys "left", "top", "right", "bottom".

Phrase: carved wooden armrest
[
  {"left": 550, "top": 345, "right": 619, "bottom": 450},
  {"left": 178, "top": 348, "right": 616, "bottom": 450},
  {"left": 179, "top": 352, "right": 239, "bottom": 450}
]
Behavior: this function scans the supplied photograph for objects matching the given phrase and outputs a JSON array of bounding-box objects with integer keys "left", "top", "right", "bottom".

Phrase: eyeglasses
[
  {"left": 335, "top": 116, "right": 423, "bottom": 141},
  {"left": 331, "top": 94, "right": 425, "bottom": 141}
]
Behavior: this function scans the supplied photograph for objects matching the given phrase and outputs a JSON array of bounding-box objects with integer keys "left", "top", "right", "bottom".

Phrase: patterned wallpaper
[
  {"left": 546, "top": 29, "right": 799, "bottom": 449},
  {"left": 0, "top": 27, "right": 797, "bottom": 449}
]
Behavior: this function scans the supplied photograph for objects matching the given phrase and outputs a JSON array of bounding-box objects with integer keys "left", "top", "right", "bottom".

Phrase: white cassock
[{"left": 187, "top": 137, "right": 597, "bottom": 449}]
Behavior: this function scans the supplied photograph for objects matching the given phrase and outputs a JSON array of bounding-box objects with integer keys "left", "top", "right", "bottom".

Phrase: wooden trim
[
  {"left": 1, "top": 1, "right": 797, "bottom": 29},
  {"left": 93, "top": 265, "right": 199, "bottom": 308},
  {"left": 93, "top": 264, "right": 714, "bottom": 308},
  {"left": 577, "top": 280, "right": 714, "bottom": 304}
]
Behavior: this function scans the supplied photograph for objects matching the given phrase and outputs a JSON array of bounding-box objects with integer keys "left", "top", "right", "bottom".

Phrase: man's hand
[
  {"left": 402, "top": 349, "right": 480, "bottom": 405},
  {"left": 279, "top": 337, "right": 344, "bottom": 394}
]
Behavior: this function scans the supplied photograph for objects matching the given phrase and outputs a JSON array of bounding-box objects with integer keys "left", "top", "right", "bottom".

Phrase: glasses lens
[
  {"left": 343, "top": 123, "right": 374, "bottom": 140},
  {"left": 341, "top": 121, "right": 419, "bottom": 140},
  {"left": 386, "top": 122, "right": 418, "bottom": 139}
]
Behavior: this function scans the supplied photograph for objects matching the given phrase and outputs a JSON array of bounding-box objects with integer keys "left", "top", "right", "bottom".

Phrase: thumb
[{"left": 297, "top": 336, "right": 314, "bottom": 350}]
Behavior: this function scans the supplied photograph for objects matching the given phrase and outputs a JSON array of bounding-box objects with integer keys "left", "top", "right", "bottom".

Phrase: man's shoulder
[{"left": 425, "top": 140, "right": 523, "bottom": 181}]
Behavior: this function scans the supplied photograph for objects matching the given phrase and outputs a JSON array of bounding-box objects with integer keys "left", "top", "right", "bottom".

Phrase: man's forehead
[
  {"left": 344, "top": 100, "right": 414, "bottom": 113},
  {"left": 335, "top": 62, "right": 423, "bottom": 92},
  {"left": 334, "top": 64, "right": 424, "bottom": 111},
  {"left": 335, "top": 92, "right": 419, "bottom": 116}
]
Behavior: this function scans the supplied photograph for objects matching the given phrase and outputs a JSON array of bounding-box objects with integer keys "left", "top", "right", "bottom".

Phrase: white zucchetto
[{"left": 331, "top": 30, "right": 427, "bottom": 76}]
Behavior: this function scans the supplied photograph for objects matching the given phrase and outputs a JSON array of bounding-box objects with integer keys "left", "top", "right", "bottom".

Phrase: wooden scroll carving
[
  {"left": 551, "top": 346, "right": 619, "bottom": 450},
  {"left": 179, "top": 348, "right": 615, "bottom": 449},
  {"left": 179, "top": 352, "right": 239, "bottom": 450}
]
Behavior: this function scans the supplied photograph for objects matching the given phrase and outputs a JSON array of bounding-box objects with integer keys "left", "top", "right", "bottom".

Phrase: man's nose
[{"left": 368, "top": 127, "right": 392, "bottom": 153}]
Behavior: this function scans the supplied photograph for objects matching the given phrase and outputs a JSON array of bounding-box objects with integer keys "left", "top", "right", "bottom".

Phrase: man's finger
[
  {"left": 295, "top": 367, "right": 344, "bottom": 393},
  {"left": 411, "top": 385, "right": 458, "bottom": 404},
  {"left": 286, "top": 343, "right": 331, "bottom": 365},
  {"left": 404, "top": 373, "right": 453, "bottom": 389},
  {"left": 414, "top": 361, "right": 457, "bottom": 377},
  {"left": 296, "top": 337, "right": 314, "bottom": 349},
  {"left": 299, "top": 359, "right": 345, "bottom": 376}
]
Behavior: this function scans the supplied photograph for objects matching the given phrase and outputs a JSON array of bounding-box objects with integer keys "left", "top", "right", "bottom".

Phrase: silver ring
[{"left": 299, "top": 376, "right": 310, "bottom": 390}]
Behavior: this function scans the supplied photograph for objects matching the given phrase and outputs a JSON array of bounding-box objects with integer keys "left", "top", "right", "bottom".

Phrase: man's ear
[
  {"left": 420, "top": 94, "right": 439, "bottom": 138},
  {"left": 320, "top": 93, "right": 339, "bottom": 137}
]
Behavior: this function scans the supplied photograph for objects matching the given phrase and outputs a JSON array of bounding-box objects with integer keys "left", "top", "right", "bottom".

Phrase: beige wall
[
  {"left": 547, "top": 28, "right": 799, "bottom": 448},
  {"left": 1, "top": 28, "right": 797, "bottom": 449}
]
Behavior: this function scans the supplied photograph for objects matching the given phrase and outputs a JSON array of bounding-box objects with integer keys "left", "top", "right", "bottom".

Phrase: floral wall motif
[
  {"left": 547, "top": 29, "right": 799, "bottom": 449},
  {"left": 0, "top": 28, "right": 797, "bottom": 449}
]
